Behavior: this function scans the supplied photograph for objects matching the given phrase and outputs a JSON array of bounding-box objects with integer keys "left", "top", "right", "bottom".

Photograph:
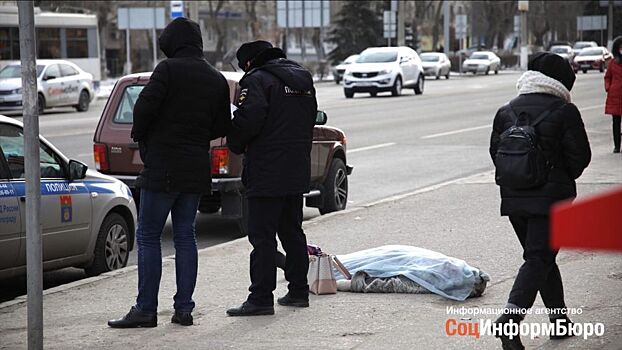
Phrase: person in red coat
[{"left": 604, "top": 36, "right": 622, "bottom": 153}]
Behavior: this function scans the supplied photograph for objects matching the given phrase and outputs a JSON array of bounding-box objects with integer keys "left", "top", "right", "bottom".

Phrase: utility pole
[
  {"left": 397, "top": 0, "right": 405, "bottom": 46},
  {"left": 301, "top": 1, "right": 305, "bottom": 63},
  {"left": 189, "top": 0, "right": 199, "bottom": 22},
  {"left": 17, "top": 1, "right": 43, "bottom": 349},
  {"left": 608, "top": 0, "right": 614, "bottom": 49},
  {"left": 152, "top": 8, "right": 158, "bottom": 69},
  {"left": 518, "top": 1, "right": 529, "bottom": 70},
  {"left": 125, "top": 28, "right": 131, "bottom": 74},
  {"left": 443, "top": 1, "right": 450, "bottom": 55}
]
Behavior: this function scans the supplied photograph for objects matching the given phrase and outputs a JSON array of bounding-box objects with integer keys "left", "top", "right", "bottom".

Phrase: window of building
[
  {"left": 0, "top": 27, "right": 20, "bottom": 60},
  {"left": 37, "top": 28, "right": 61, "bottom": 59},
  {"left": 66, "top": 28, "right": 88, "bottom": 58}
]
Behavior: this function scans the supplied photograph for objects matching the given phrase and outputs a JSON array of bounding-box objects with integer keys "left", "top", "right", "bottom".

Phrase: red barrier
[{"left": 551, "top": 186, "right": 622, "bottom": 251}]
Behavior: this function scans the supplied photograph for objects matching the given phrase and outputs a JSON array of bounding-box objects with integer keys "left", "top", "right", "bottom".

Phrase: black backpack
[{"left": 494, "top": 102, "right": 562, "bottom": 189}]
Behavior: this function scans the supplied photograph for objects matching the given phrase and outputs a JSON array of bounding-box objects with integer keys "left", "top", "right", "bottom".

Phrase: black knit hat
[
  {"left": 528, "top": 52, "right": 576, "bottom": 91},
  {"left": 236, "top": 40, "right": 274, "bottom": 70}
]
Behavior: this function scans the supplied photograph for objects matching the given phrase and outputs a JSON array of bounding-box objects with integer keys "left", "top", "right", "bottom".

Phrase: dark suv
[{"left": 93, "top": 72, "right": 352, "bottom": 232}]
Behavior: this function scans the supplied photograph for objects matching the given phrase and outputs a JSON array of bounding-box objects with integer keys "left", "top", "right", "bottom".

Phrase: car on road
[
  {"left": 572, "top": 47, "right": 612, "bottom": 73},
  {"left": 572, "top": 41, "right": 598, "bottom": 56},
  {"left": 93, "top": 72, "right": 352, "bottom": 233},
  {"left": 342, "top": 46, "right": 424, "bottom": 98},
  {"left": 0, "top": 115, "right": 136, "bottom": 280},
  {"left": 550, "top": 45, "right": 573, "bottom": 61},
  {"left": 462, "top": 51, "right": 501, "bottom": 75},
  {"left": 332, "top": 54, "right": 359, "bottom": 84},
  {"left": 0, "top": 60, "right": 95, "bottom": 114},
  {"left": 420, "top": 52, "right": 451, "bottom": 79}
]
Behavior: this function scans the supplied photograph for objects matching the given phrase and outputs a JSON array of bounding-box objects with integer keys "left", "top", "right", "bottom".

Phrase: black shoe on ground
[
  {"left": 108, "top": 306, "right": 157, "bottom": 328},
  {"left": 171, "top": 311, "right": 193, "bottom": 326},
  {"left": 226, "top": 301, "right": 274, "bottom": 316},
  {"left": 550, "top": 316, "right": 575, "bottom": 340},
  {"left": 614, "top": 147, "right": 620, "bottom": 153},
  {"left": 277, "top": 293, "right": 309, "bottom": 307},
  {"left": 494, "top": 314, "right": 525, "bottom": 350}
]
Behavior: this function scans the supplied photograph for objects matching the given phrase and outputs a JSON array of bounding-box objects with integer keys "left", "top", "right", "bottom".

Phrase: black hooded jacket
[
  {"left": 227, "top": 53, "right": 318, "bottom": 197},
  {"left": 131, "top": 17, "right": 231, "bottom": 193}
]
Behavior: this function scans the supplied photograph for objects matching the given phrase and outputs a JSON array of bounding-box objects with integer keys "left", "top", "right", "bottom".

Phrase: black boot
[
  {"left": 494, "top": 314, "right": 525, "bottom": 350},
  {"left": 226, "top": 301, "right": 274, "bottom": 316},
  {"left": 108, "top": 306, "right": 157, "bottom": 328},
  {"left": 171, "top": 311, "right": 193, "bottom": 326},
  {"left": 550, "top": 316, "right": 575, "bottom": 340},
  {"left": 277, "top": 293, "right": 309, "bottom": 307},
  {"left": 613, "top": 116, "right": 621, "bottom": 152}
]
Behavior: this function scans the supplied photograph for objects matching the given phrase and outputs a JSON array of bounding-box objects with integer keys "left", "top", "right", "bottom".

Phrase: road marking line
[
  {"left": 579, "top": 105, "right": 602, "bottom": 112},
  {"left": 349, "top": 142, "right": 396, "bottom": 153},
  {"left": 421, "top": 124, "right": 490, "bottom": 139}
]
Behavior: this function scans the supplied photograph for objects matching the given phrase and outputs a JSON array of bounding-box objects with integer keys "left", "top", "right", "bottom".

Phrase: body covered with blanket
[{"left": 335, "top": 245, "right": 489, "bottom": 301}]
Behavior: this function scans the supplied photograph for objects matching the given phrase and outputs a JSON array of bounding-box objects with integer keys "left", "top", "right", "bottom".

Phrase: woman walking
[
  {"left": 605, "top": 36, "right": 622, "bottom": 153},
  {"left": 489, "top": 52, "right": 591, "bottom": 349}
]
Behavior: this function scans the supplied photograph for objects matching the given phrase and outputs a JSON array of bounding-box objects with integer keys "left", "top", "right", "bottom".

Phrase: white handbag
[{"left": 308, "top": 254, "right": 351, "bottom": 295}]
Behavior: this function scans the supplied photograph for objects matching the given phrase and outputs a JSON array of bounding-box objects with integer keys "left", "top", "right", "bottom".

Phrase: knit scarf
[{"left": 516, "top": 70, "right": 571, "bottom": 103}]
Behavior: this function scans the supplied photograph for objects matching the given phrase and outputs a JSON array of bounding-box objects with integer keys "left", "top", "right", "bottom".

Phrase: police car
[
  {"left": 0, "top": 115, "right": 136, "bottom": 279},
  {"left": 0, "top": 60, "right": 95, "bottom": 114}
]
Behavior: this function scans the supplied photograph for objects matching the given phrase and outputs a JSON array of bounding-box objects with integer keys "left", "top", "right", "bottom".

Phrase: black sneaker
[
  {"left": 226, "top": 301, "right": 274, "bottom": 316},
  {"left": 108, "top": 306, "right": 157, "bottom": 328},
  {"left": 614, "top": 147, "right": 620, "bottom": 153},
  {"left": 494, "top": 314, "right": 525, "bottom": 350},
  {"left": 171, "top": 311, "right": 193, "bottom": 326},
  {"left": 277, "top": 293, "right": 309, "bottom": 307}
]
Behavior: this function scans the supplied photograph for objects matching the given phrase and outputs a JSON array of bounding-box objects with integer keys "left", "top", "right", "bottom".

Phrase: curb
[{"left": 0, "top": 169, "right": 493, "bottom": 310}]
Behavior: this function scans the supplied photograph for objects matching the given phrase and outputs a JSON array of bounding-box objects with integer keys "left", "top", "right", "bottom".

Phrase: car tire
[
  {"left": 37, "top": 94, "right": 45, "bottom": 115},
  {"left": 75, "top": 90, "right": 90, "bottom": 112},
  {"left": 344, "top": 88, "right": 354, "bottom": 98},
  {"left": 319, "top": 158, "right": 348, "bottom": 215},
  {"left": 494, "top": 66, "right": 499, "bottom": 74},
  {"left": 85, "top": 212, "right": 130, "bottom": 277},
  {"left": 391, "top": 76, "right": 402, "bottom": 96},
  {"left": 485, "top": 67, "right": 490, "bottom": 75},
  {"left": 436, "top": 71, "right": 440, "bottom": 80},
  {"left": 582, "top": 69, "right": 587, "bottom": 74},
  {"left": 414, "top": 75, "right": 424, "bottom": 95},
  {"left": 599, "top": 64, "right": 604, "bottom": 73},
  {"left": 369, "top": 91, "right": 377, "bottom": 97},
  {"left": 445, "top": 71, "right": 450, "bottom": 79}
]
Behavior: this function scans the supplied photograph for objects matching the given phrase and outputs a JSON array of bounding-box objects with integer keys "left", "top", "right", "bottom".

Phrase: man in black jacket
[
  {"left": 108, "top": 17, "right": 231, "bottom": 328},
  {"left": 226, "top": 41, "right": 317, "bottom": 316},
  {"left": 489, "top": 53, "right": 591, "bottom": 349}
]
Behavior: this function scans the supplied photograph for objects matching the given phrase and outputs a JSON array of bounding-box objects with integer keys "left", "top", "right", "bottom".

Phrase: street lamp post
[{"left": 518, "top": 0, "right": 529, "bottom": 70}]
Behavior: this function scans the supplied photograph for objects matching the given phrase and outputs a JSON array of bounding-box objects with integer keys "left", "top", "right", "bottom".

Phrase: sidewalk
[{"left": 0, "top": 141, "right": 620, "bottom": 349}]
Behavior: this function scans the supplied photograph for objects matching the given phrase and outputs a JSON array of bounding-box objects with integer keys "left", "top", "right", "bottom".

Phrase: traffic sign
[
  {"left": 384, "top": 10, "right": 396, "bottom": 39},
  {"left": 455, "top": 14, "right": 467, "bottom": 39},
  {"left": 170, "top": 0, "right": 184, "bottom": 19}
]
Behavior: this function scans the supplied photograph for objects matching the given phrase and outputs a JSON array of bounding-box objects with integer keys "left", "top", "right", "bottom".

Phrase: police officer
[{"left": 226, "top": 41, "right": 317, "bottom": 316}]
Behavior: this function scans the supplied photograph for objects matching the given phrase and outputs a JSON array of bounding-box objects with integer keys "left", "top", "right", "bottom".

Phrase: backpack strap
[{"left": 507, "top": 101, "right": 565, "bottom": 127}]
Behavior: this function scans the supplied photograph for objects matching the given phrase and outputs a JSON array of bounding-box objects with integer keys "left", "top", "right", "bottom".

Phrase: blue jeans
[{"left": 135, "top": 189, "right": 201, "bottom": 314}]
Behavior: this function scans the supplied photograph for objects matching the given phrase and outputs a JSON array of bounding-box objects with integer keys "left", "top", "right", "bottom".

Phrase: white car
[
  {"left": 550, "top": 45, "right": 573, "bottom": 61},
  {"left": 572, "top": 41, "right": 598, "bottom": 56},
  {"left": 0, "top": 59, "right": 95, "bottom": 114},
  {"left": 0, "top": 115, "right": 137, "bottom": 279},
  {"left": 420, "top": 52, "right": 451, "bottom": 79},
  {"left": 572, "top": 46, "right": 612, "bottom": 73},
  {"left": 343, "top": 46, "right": 424, "bottom": 98},
  {"left": 332, "top": 54, "right": 359, "bottom": 84},
  {"left": 462, "top": 51, "right": 501, "bottom": 75}
]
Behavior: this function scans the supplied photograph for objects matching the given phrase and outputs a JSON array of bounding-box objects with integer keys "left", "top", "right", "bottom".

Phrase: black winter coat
[
  {"left": 489, "top": 93, "right": 591, "bottom": 216},
  {"left": 227, "top": 58, "right": 318, "bottom": 197},
  {"left": 131, "top": 18, "right": 231, "bottom": 193}
]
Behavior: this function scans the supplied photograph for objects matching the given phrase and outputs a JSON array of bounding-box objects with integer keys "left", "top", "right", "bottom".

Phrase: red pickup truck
[{"left": 93, "top": 72, "right": 352, "bottom": 232}]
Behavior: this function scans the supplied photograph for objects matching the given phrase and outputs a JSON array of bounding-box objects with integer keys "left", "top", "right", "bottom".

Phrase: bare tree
[
  {"left": 244, "top": 0, "right": 259, "bottom": 39},
  {"left": 207, "top": 0, "right": 225, "bottom": 62}
]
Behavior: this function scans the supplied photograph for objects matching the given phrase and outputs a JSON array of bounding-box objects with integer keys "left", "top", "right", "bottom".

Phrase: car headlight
[
  {"left": 344, "top": 71, "right": 353, "bottom": 76},
  {"left": 12, "top": 88, "right": 21, "bottom": 94},
  {"left": 378, "top": 69, "right": 392, "bottom": 75}
]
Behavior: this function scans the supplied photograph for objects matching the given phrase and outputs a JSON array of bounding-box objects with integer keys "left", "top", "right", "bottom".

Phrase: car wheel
[
  {"left": 344, "top": 88, "right": 354, "bottom": 98},
  {"left": 414, "top": 75, "right": 424, "bottom": 95},
  {"left": 436, "top": 71, "right": 440, "bottom": 80},
  {"left": 85, "top": 213, "right": 130, "bottom": 277},
  {"left": 37, "top": 94, "right": 45, "bottom": 115},
  {"left": 445, "top": 71, "right": 450, "bottom": 79},
  {"left": 319, "top": 158, "right": 348, "bottom": 215},
  {"left": 485, "top": 67, "right": 490, "bottom": 75},
  {"left": 582, "top": 69, "right": 587, "bottom": 74},
  {"left": 599, "top": 64, "right": 604, "bottom": 73},
  {"left": 391, "top": 76, "right": 402, "bottom": 96},
  {"left": 494, "top": 66, "right": 499, "bottom": 74},
  {"left": 369, "top": 91, "right": 377, "bottom": 97},
  {"left": 75, "top": 90, "right": 90, "bottom": 112}
]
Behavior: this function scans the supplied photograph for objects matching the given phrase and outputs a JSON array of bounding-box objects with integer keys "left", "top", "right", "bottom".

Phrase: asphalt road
[{"left": 0, "top": 69, "right": 612, "bottom": 302}]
